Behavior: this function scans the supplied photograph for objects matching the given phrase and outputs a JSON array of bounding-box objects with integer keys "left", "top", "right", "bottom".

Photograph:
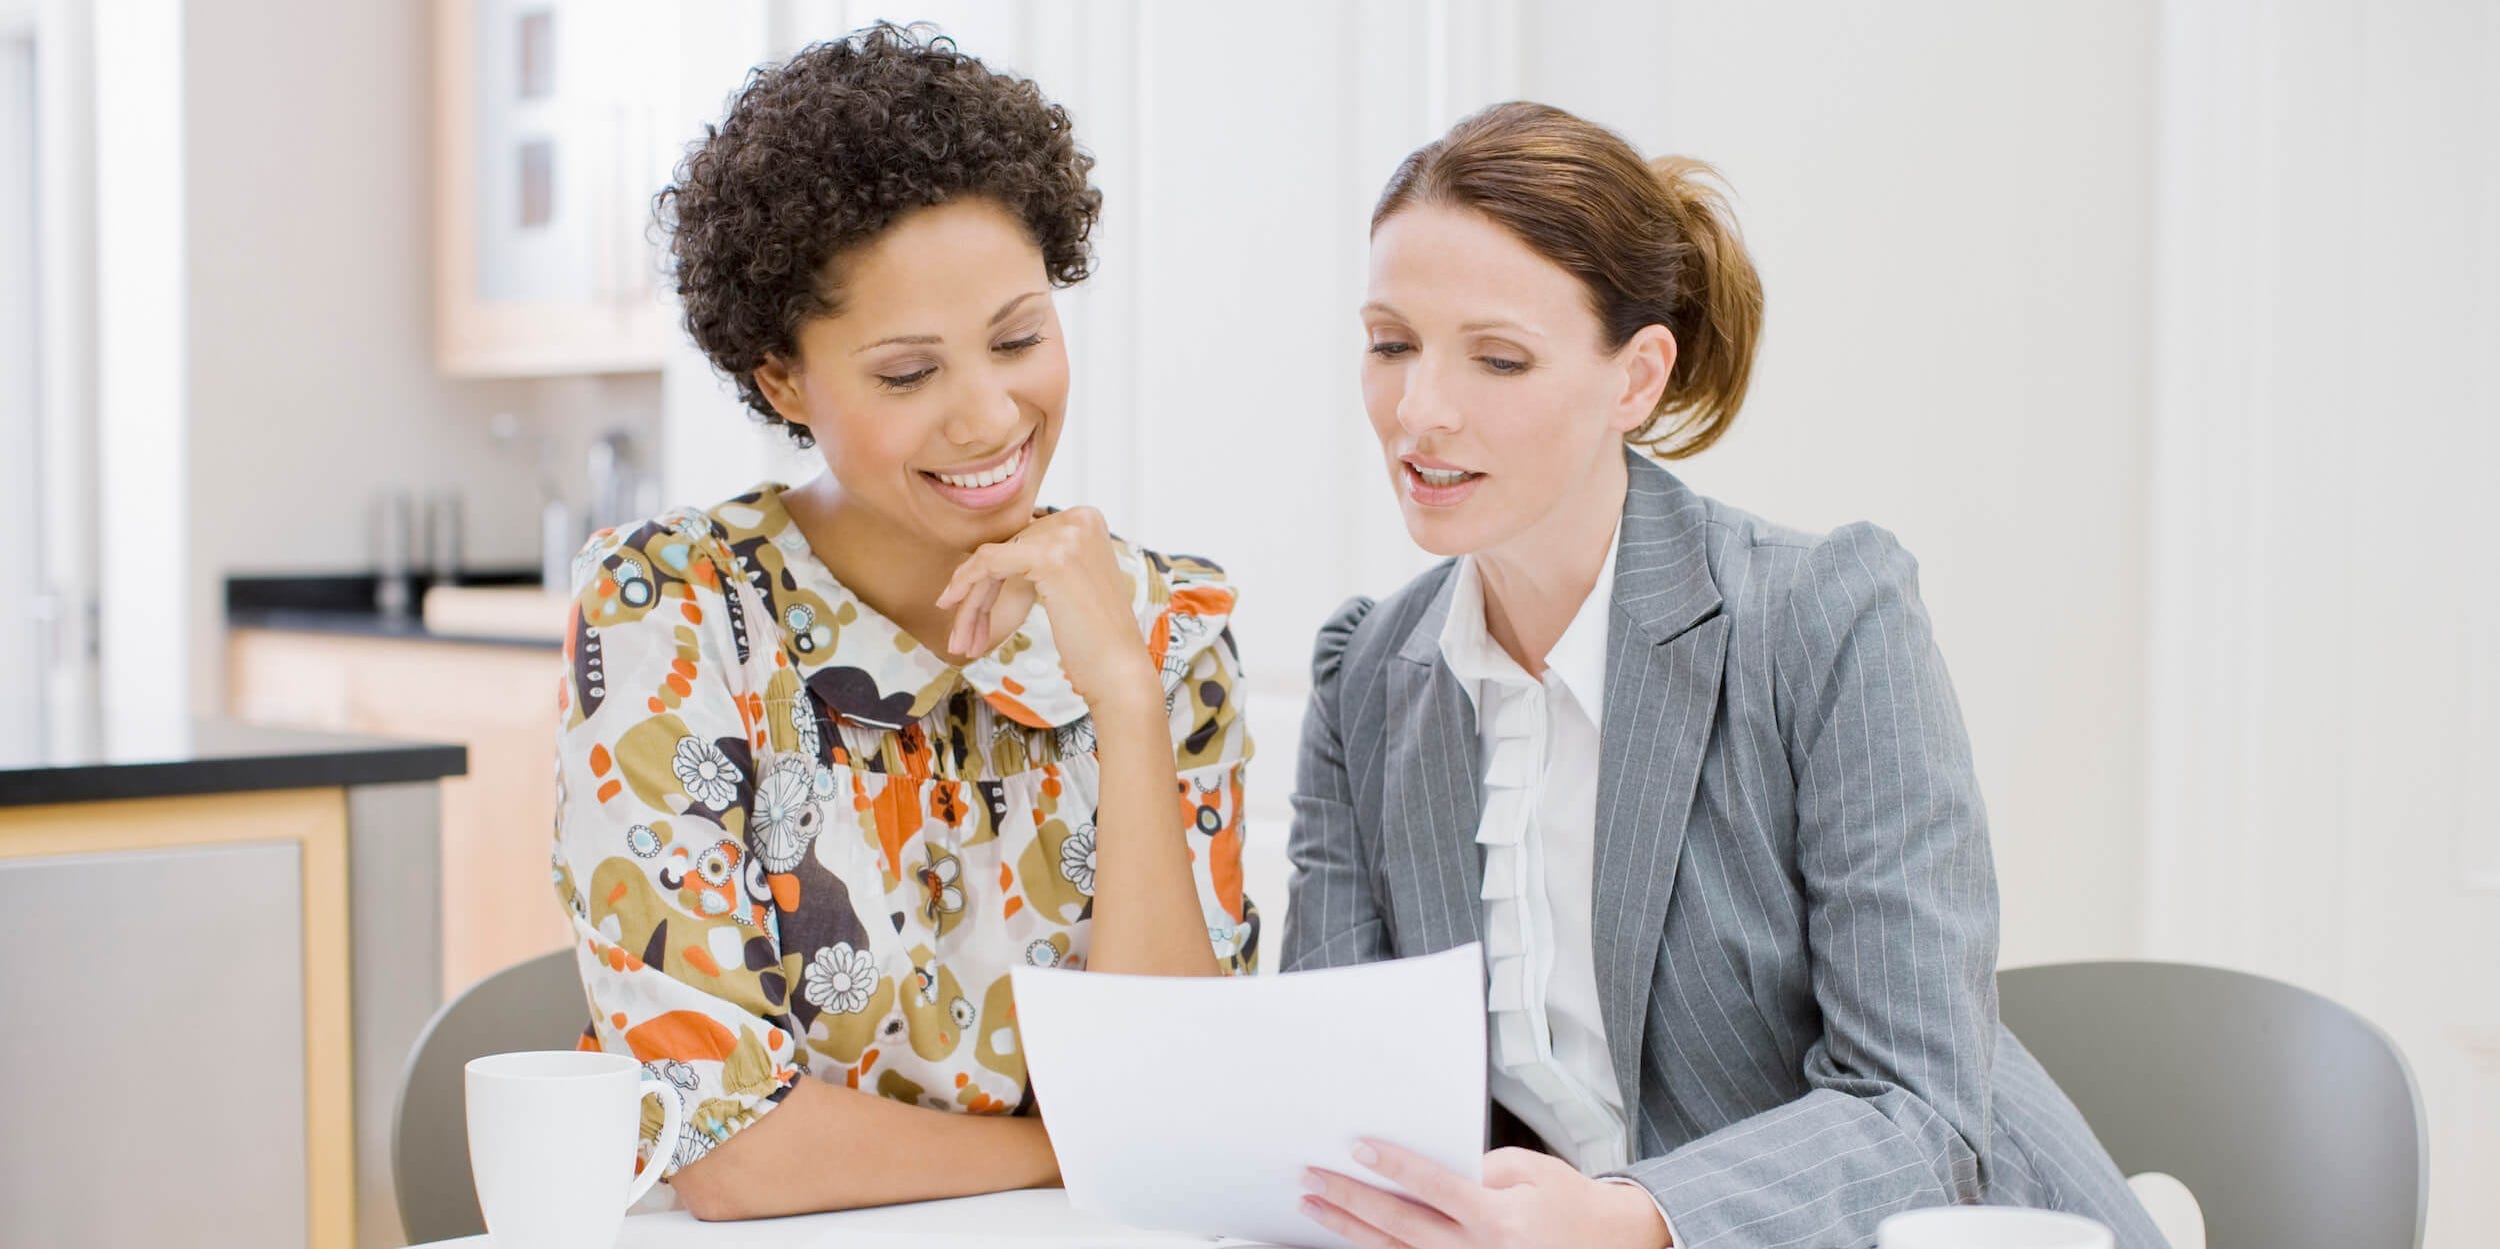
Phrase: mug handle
[{"left": 624, "top": 1074, "right": 688, "bottom": 1212}]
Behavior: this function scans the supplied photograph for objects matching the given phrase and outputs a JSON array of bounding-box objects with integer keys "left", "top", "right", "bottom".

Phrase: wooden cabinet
[
  {"left": 230, "top": 630, "right": 569, "bottom": 997},
  {"left": 434, "top": 0, "right": 677, "bottom": 376},
  {"left": 0, "top": 792, "right": 355, "bottom": 1249}
]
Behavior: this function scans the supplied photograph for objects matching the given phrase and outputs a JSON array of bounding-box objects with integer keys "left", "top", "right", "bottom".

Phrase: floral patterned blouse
[{"left": 552, "top": 484, "right": 1258, "bottom": 1177}]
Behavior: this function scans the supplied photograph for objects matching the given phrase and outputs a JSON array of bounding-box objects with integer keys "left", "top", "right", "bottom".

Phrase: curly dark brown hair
[{"left": 656, "top": 22, "right": 1102, "bottom": 446}]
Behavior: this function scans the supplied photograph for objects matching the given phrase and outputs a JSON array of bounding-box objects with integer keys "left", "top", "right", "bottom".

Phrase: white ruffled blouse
[{"left": 1436, "top": 528, "right": 1631, "bottom": 1174}]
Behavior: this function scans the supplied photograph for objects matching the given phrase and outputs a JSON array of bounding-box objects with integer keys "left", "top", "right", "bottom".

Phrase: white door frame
[
  {"left": 4, "top": 0, "right": 101, "bottom": 758},
  {"left": 0, "top": 25, "right": 41, "bottom": 759}
]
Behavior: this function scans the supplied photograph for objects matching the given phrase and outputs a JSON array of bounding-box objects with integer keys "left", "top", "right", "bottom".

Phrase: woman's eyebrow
[
  {"left": 854, "top": 291, "right": 1050, "bottom": 354},
  {"left": 1359, "top": 301, "right": 1538, "bottom": 338},
  {"left": 854, "top": 333, "right": 940, "bottom": 354},
  {"left": 989, "top": 290, "right": 1047, "bottom": 325}
]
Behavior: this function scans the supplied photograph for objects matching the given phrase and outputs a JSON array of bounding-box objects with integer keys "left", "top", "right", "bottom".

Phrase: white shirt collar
[{"left": 1437, "top": 524, "right": 1621, "bottom": 723}]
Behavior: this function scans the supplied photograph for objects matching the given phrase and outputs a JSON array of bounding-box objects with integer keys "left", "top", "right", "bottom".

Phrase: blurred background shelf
[{"left": 419, "top": 584, "right": 573, "bottom": 642}]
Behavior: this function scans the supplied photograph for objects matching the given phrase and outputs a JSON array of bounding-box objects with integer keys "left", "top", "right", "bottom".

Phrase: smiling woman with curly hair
[
  {"left": 550, "top": 23, "right": 1258, "bottom": 1220},
  {"left": 658, "top": 23, "right": 1102, "bottom": 443}
]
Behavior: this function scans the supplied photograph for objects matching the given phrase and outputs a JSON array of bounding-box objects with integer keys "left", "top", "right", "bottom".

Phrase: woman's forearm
[
  {"left": 668, "top": 1079, "right": 1058, "bottom": 1220},
  {"left": 1083, "top": 685, "right": 1222, "bottom": 977}
]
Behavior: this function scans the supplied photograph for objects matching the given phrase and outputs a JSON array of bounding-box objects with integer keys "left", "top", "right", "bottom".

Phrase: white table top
[{"left": 415, "top": 1189, "right": 1290, "bottom": 1248}]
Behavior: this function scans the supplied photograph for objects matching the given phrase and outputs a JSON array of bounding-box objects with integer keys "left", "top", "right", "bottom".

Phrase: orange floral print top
[{"left": 551, "top": 484, "right": 1257, "bottom": 1177}]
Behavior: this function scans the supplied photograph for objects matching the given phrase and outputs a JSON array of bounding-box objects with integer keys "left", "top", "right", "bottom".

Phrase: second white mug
[{"left": 1877, "top": 1205, "right": 2115, "bottom": 1249}]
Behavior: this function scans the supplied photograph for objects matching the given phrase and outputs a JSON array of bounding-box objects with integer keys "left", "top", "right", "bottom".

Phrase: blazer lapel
[
  {"left": 1593, "top": 450, "right": 1729, "bottom": 1112},
  {"left": 1380, "top": 568, "right": 1486, "bottom": 957}
]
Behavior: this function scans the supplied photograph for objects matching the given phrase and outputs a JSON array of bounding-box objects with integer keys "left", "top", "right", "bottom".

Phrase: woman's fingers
[
  {"left": 949, "top": 577, "right": 1003, "bottom": 657},
  {"left": 939, "top": 537, "right": 1048, "bottom": 603},
  {"left": 935, "top": 559, "right": 977, "bottom": 611},
  {"left": 983, "top": 579, "right": 1038, "bottom": 656},
  {"left": 1299, "top": 1193, "right": 1414, "bottom": 1249},
  {"left": 1355, "top": 1140, "right": 1486, "bottom": 1226},
  {"left": 1303, "top": 1169, "right": 1455, "bottom": 1249},
  {"left": 939, "top": 543, "right": 1014, "bottom": 610},
  {"left": 941, "top": 538, "right": 1041, "bottom": 656},
  {"left": 934, "top": 509, "right": 1139, "bottom": 679}
]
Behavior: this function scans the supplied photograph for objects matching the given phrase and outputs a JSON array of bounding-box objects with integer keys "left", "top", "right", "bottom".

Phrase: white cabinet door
[{"left": 436, "top": 0, "right": 676, "bottom": 376}]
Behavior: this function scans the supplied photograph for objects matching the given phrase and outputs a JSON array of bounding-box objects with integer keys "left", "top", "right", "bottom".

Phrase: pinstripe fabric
[{"left": 1281, "top": 450, "right": 2167, "bottom": 1249}]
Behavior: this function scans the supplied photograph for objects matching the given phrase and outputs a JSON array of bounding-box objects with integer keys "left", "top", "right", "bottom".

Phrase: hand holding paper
[{"left": 1011, "top": 945, "right": 1487, "bottom": 1249}]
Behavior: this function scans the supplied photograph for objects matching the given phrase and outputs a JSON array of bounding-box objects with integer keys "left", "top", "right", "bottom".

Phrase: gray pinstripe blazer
[{"left": 1281, "top": 450, "right": 2166, "bottom": 1249}]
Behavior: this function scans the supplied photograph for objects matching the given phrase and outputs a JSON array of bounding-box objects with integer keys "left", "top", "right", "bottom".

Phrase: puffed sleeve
[
  {"left": 551, "top": 514, "right": 802, "bottom": 1178},
  {"left": 1279, "top": 595, "right": 1389, "bottom": 972}
]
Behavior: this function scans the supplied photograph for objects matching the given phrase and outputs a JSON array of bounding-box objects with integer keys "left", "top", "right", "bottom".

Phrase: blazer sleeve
[
  {"left": 1278, "top": 595, "right": 1392, "bottom": 972},
  {"left": 1611, "top": 523, "right": 2001, "bottom": 1248}
]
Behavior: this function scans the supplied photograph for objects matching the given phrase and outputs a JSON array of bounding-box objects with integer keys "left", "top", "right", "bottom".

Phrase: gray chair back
[
  {"left": 392, "top": 950, "right": 589, "bottom": 1245},
  {"left": 1999, "top": 960, "right": 2425, "bottom": 1249}
]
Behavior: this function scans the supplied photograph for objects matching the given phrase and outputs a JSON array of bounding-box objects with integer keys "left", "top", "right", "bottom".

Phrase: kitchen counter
[
  {"left": 229, "top": 605, "right": 563, "bottom": 650},
  {"left": 0, "top": 719, "right": 467, "bottom": 807},
  {"left": 226, "top": 570, "right": 563, "bottom": 649}
]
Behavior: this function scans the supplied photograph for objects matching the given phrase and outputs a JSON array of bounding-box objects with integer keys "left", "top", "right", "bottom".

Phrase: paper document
[{"left": 1010, "top": 944, "right": 1487, "bottom": 1249}]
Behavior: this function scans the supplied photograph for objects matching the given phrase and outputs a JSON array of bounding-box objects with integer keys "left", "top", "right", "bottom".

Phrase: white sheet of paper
[{"left": 1010, "top": 944, "right": 1487, "bottom": 1249}]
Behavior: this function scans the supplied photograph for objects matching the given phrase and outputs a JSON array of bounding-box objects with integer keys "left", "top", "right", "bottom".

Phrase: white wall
[
  {"left": 2146, "top": 2, "right": 2500, "bottom": 1242},
  {"left": 173, "top": 0, "right": 660, "bottom": 715},
  {"left": 656, "top": 0, "right": 819, "bottom": 509},
  {"left": 1634, "top": 2, "right": 2159, "bottom": 966}
]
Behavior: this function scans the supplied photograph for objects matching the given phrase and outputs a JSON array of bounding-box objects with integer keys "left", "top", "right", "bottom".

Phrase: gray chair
[
  {"left": 393, "top": 950, "right": 590, "bottom": 1245},
  {"left": 1999, "top": 960, "right": 2426, "bottom": 1249}
]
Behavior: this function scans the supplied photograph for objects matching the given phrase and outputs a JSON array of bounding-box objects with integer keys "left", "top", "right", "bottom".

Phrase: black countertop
[
  {"left": 225, "top": 570, "right": 561, "bottom": 650},
  {"left": 0, "top": 720, "right": 469, "bottom": 807}
]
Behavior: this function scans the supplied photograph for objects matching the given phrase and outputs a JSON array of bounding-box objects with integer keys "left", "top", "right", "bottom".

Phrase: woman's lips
[
  {"left": 1402, "top": 459, "right": 1484, "bottom": 507},
  {"left": 922, "top": 434, "right": 1035, "bottom": 511}
]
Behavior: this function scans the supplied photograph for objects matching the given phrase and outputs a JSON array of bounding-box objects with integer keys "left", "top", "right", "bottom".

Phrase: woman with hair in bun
[
  {"left": 551, "top": 24, "right": 1257, "bottom": 1220},
  {"left": 1283, "top": 102, "right": 2166, "bottom": 1248}
]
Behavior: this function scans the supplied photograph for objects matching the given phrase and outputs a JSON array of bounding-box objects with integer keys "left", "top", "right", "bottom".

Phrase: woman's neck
[
  {"left": 1472, "top": 447, "right": 1628, "bottom": 677},
  {"left": 782, "top": 475, "right": 978, "bottom": 665}
]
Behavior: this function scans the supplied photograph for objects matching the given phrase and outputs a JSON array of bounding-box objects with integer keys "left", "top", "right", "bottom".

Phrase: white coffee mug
[
  {"left": 1877, "top": 1206, "right": 2114, "bottom": 1249},
  {"left": 466, "top": 1050, "right": 688, "bottom": 1249}
]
